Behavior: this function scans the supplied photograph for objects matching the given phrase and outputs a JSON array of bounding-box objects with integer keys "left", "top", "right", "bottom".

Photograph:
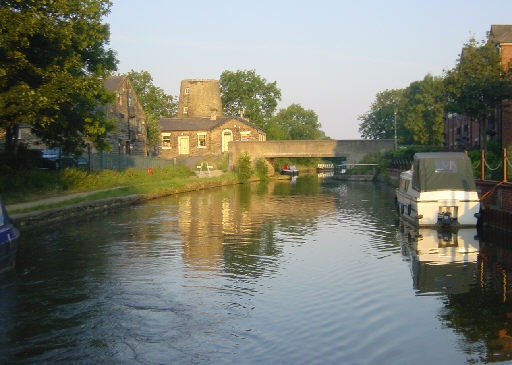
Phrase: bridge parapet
[{"left": 228, "top": 139, "right": 394, "bottom": 169}]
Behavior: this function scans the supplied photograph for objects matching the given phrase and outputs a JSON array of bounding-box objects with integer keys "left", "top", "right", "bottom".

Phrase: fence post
[
  {"left": 481, "top": 150, "right": 485, "bottom": 181},
  {"left": 504, "top": 148, "right": 508, "bottom": 183}
]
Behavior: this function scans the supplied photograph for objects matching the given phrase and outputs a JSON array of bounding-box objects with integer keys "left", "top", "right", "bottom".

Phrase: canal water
[{"left": 1, "top": 176, "right": 512, "bottom": 364}]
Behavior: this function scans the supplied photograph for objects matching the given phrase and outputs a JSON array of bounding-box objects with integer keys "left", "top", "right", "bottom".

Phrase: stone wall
[
  {"left": 106, "top": 78, "right": 147, "bottom": 156},
  {"left": 159, "top": 119, "right": 264, "bottom": 159},
  {"left": 229, "top": 139, "right": 395, "bottom": 168},
  {"left": 177, "top": 79, "right": 223, "bottom": 119}
]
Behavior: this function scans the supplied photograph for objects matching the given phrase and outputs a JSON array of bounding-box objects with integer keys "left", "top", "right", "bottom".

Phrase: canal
[{"left": 1, "top": 176, "right": 512, "bottom": 364}]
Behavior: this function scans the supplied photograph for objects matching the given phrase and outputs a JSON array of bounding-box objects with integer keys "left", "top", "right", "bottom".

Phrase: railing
[
  {"left": 87, "top": 152, "right": 178, "bottom": 172},
  {"left": 474, "top": 148, "right": 511, "bottom": 182},
  {"left": 334, "top": 163, "right": 379, "bottom": 175}
]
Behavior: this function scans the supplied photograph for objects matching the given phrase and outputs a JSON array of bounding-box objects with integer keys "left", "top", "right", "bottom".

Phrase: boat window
[
  {"left": 400, "top": 179, "right": 410, "bottom": 192},
  {"left": 435, "top": 159, "right": 458, "bottom": 173}
]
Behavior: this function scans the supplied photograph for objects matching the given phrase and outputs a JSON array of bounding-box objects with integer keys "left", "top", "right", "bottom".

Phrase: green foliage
[
  {"left": 444, "top": 36, "right": 512, "bottom": 149},
  {"left": 1, "top": 164, "right": 195, "bottom": 204},
  {"left": 468, "top": 140, "right": 503, "bottom": 180},
  {"left": 0, "top": 0, "right": 118, "bottom": 155},
  {"left": 219, "top": 69, "right": 281, "bottom": 129},
  {"left": 269, "top": 104, "right": 322, "bottom": 140},
  {"left": 254, "top": 158, "right": 269, "bottom": 180},
  {"left": 358, "top": 89, "right": 408, "bottom": 141},
  {"left": 236, "top": 152, "right": 253, "bottom": 183},
  {"left": 358, "top": 76, "right": 445, "bottom": 146},
  {"left": 402, "top": 75, "right": 445, "bottom": 145},
  {"left": 125, "top": 70, "right": 177, "bottom": 149}
]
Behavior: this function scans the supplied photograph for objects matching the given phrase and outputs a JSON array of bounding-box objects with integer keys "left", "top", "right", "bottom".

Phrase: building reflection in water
[
  {"left": 399, "top": 222, "right": 512, "bottom": 363},
  {"left": 172, "top": 177, "right": 337, "bottom": 277}
]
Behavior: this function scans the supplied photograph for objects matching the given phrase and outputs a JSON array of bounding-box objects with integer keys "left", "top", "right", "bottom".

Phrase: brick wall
[{"left": 476, "top": 180, "right": 512, "bottom": 231}]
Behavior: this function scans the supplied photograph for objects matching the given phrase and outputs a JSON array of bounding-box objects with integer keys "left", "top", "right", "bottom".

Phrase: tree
[
  {"left": 358, "top": 89, "right": 412, "bottom": 143},
  {"left": 444, "top": 35, "right": 512, "bottom": 150},
  {"left": 0, "top": 0, "right": 117, "bottom": 156},
  {"left": 271, "top": 104, "right": 322, "bottom": 140},
  {"left": 219, "top": 70, "right": 281, "bottom": 129},
  {"left": 402, "top": 74, "right": 445, "bottom": 145},
  {"left": 125, "top": 70, "right": 177, "bottom": 150}
]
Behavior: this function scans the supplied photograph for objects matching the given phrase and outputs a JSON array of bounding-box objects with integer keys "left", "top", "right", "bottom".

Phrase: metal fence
[{"left": 86, "top": 152, "right": 200, "bottom": 172}]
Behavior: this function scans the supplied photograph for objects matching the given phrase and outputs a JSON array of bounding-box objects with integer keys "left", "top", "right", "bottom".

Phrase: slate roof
[
  {"left": 103, "top": 76, "right": 125, "bottom": 91},
  {"left": 159, "top": 116, "right": 265, "bottom": 133},
  {"left": 491, "top": 25, "right": 512, "bottom": 43}
]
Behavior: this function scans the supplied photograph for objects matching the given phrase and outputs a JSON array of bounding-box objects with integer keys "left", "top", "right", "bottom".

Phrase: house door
[
  {"left": 178, "top": 136, "right": 189, "bottom": 155},
  {"left": 222, "top": 130, "right": 233, "bottom": 152}
]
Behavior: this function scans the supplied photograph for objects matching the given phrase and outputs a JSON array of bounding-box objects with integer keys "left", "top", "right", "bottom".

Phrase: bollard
[
  {"left": 148, "top": 167, "right": 153, "bottom": 175},
  {"left": 504, "top": 148, "right": 508, "bottom": 183},
  {"left": 481, "top": 150, "right": 485, "bottom": 181}
]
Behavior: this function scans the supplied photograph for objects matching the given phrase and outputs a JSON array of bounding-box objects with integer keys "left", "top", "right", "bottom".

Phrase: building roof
[
  {"left": 491, "top": 25, "right": 512, "bottom": 43},
  {"left": 158, "top": 116, "right": 266, "bottom": 133},
  {"left": 102, "top": 76, "right": 125, "bottom": 91}
]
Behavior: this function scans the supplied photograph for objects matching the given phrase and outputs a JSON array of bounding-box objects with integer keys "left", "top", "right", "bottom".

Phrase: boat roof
[{"left": 412, "top": 152, "right": 476, "bottom": 192}]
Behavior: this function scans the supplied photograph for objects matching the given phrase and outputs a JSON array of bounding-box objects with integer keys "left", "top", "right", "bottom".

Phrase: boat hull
[
  {"left": 0, "top": 225, "right": 19, "bottom": 274},
  {"left": 396, "top": 189, "right": 480, "bottom": 227}
]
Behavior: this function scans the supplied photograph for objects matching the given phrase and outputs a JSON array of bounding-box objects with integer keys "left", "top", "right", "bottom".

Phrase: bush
[
  {"left": 255, "top": 158, "right": 269, "bottom": 180},
  {"left": 236, "top": 152, "right": 253, "bottom": 183}
]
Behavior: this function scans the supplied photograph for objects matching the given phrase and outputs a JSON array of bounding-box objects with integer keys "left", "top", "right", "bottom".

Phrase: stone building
[
  {"left": 444, "top": 25, "right": 512, "bottom": 150},
  {"left": 103, "top": 76, "right": 147, "bottom": 156},
  {"left": 158, "top": 79, "right": 266, "bottom": 158},
  {"left": 1, "top": 76, "right": 148, "bottom": 156}
]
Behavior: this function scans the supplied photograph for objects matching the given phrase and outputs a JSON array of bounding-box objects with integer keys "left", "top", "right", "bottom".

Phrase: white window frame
[
  {"left": 197, "top": 132, "right": 207, "bottom": 148},
  {"left": 162, "top": 133, "right": 172, "bottom": 149},
  {"left": 183, "top": 106, "right": 188, "bottom": 114}
]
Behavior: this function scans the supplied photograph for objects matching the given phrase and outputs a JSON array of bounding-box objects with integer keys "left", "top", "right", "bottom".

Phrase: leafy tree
[
  {"left": 402, "top": 74, "right": 445, "bottom": 145},
  {"left": 0, "top": 0, "right": 118, "bottom": 156},
  {"left": 444, "top": 35, "right": 512, "bottom": 150},
  {"left": 271, "top": 103, "right": 322, "bottom": 140},
  {"left": 358, "top": 89, "right": 413, "bottom": 144},
  {"left": 219, "top": 70, "right": 281, "bottom": 129},
  {"left": 125, "top": 70, "right": 177, "bottom": 150}
]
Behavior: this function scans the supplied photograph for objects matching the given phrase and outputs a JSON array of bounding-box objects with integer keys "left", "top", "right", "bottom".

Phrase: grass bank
[{"left": 3, "top": 165, "right": 235, "bottom": 212}]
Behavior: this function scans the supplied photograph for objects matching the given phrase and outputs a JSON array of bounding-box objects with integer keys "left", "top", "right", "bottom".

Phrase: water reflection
[
  {"left": 398, "top": 222, "right": 480, "bottom": 295},
  {"left": 398, "top": 221, "right": 512, "bottom": 363}
]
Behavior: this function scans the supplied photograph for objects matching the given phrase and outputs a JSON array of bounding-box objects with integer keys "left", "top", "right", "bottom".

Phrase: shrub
[
  {"left": 236, "top": 152, "right": 253, "bottom": 183},
  {"left": 255, "top": 158, "right": 269, "bottom": 180}
]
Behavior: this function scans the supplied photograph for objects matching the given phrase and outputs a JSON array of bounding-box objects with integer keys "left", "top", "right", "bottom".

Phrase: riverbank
[{"left": 8, "top": 173, "right": 292, "bottom": 231}]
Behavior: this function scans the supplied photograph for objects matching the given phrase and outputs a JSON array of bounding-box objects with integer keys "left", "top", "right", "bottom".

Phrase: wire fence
[{"left": 84, "top": 152, "right": 203, "bottom": 172}]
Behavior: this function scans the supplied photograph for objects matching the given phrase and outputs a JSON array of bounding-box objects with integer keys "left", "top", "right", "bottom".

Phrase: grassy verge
[{"left": 3, "top": 165, "right": 235, "bottom": 209}]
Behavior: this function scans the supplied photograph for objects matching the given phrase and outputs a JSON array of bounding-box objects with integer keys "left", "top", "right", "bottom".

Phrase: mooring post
[
  {"left": 481, "top": 150, "right": 485, "bottom": 181},
  {"left": 503, "top": 148, "right": 508, "bottom": 183}
]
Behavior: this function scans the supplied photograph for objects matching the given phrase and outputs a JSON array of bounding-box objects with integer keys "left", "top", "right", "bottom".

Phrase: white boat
[{"left": 395, "top": 152, "right": 480, "bottom": 227}]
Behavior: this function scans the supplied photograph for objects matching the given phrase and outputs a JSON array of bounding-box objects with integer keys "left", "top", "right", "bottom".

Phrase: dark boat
[
  {"left": 280, "top": 165, "right": 299, "bottom": 176},
  {"left": 0, "top": 197, "right": 19, "bottom": 273}
]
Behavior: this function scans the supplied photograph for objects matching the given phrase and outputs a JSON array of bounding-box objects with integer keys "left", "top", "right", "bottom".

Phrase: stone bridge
[{"left": 228, "top": 139, "right": 394, "bottom": 172}]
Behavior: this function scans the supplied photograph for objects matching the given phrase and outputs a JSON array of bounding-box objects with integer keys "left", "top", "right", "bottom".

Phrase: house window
[
  {"left": 183, "top": 107, "right": 188, "bottom": 114},
  {"left": 197, "top": 133, "right": 207, "bottom": 148},
  {"left": 128, "top": 95, "right": 133, "bottom": 107},
  {"left": 185, "top": 88, "right": 190, "bottom": 95},
  {"left": 240, "top": 131, "right": 250, "bottom": 141},
  {"left": 162, "top": 133, "right": 171, "bottom": 149}
]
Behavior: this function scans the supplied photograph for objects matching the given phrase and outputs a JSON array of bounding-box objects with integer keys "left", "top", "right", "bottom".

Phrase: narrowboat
[
  {"left": 395, "top": 152, "right": 480, "bottom": 227},
  {"left": 280, "top": 165, "right": 299, "bottom": 176},
  {"left": 0, "top": 197, "right": 19, "bottom": 273}
]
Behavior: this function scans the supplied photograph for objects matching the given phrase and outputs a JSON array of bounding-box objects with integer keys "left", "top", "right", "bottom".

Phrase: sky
[{"left": 106, "top": 0, "right": 512, "bottom": 139}]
